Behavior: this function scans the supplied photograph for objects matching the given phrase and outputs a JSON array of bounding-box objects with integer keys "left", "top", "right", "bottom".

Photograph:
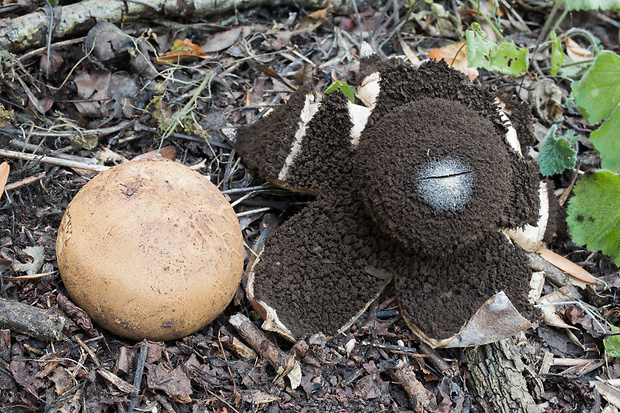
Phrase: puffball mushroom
[{"left": 56, "top": 160, "right": 244, "bottom": 341}]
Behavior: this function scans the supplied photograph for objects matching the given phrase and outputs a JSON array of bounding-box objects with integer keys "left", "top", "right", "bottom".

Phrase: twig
[
  {"left": 418, "top": 342, "right": 456, "bottom": 378},
  {"left": 129, "top": 339, "right": 149, "bottom": 412},
  {"left": 389, "top": 358, "right": 437, "bottom": 412},
  {"left": 10, "top": 139, "right": 98, "bottom": 165},
  {"left": 206, "top": 389, "right": 241, "bottom": 413},
  {"left": 2, "top": 270, "right": 56, "bottom": 280},
  {"left": 236, "top": 207, "right": 271, "bottom": 217},
  {"left": 228, "top": 313, "right": 301, "bottom": 389},
  {"left": 1, "top": 120, "right": 134, "bottom": 138},
  {"left": 221, "top": 185, "right": 274, "bottom": 195},
  {"left": 74, "top": 335, "right": 101, "bottom": 367},
  {"left": 0, "top": 149, "right": 108, "bottom": 172},
  {"left": 4, "top": 172, "right": 46, "bottom": 191}
]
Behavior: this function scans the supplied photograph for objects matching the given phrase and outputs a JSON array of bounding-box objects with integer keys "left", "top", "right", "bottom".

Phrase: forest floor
[{"left": 0, "top": 0, "right": 619, "bottom": 411}]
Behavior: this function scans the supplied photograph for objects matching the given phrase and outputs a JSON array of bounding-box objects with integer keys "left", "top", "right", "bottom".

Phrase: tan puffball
[{"left": 56, "top": 160, "right": 244, "bottom": 341}]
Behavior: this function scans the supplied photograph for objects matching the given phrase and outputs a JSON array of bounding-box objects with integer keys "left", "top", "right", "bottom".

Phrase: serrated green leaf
[
  {"left": 591, "top": 106, "right": 620, "bottom": 173},
  {"left": 567, "top": 170, "right": 620, "bottom": 264},
  {"left": 572, "top": 51, "right": 620, "bottom": 124},
  {"left": 559, "top": 0, "right": 620, "bottom": 11},
  {"left": 550, "top": 32, "right": 564, "bottom": 77},
  {"left": 605, "top": 326, "right": 620, "bottom": 357},
  {"left": 537, "top": 126, "right": 577, "bottom": 176},
  {"left": 465, "top": 23, "right": 529, "bottom": 77},
  {"left": 325, "top": 81, "right": 356, "bottom": 103}
]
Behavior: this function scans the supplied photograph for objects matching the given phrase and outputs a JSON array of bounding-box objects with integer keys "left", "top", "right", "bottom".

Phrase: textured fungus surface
[
  {"left": 234, "top": 58, "right": 543, "bottom": 342},
  {"left": 355, "top": 97, "right": 515, "bottom": 254}
]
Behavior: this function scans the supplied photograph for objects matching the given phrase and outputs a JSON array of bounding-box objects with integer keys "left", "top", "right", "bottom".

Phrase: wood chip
[
  {"left": 229, "top": 313, "right": 301, "bottom": 389},
  {"left": 97, "top": 368, "right": 137, "bottom": 394}
]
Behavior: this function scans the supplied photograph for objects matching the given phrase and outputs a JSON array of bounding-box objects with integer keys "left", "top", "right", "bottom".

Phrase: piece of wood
[
  {"left": 0, "top": 149, "right": 108, "bottom": 172},
  {"left": 389, "top": 358, "right": 437, "bottom": 412},
  {"left": 97, "top": 368, "right": 137, "bottom": 394},
  {"left": 0, "top": 0, "right": 380, "bottom": 53},
  {"left": 229, "top": 313, "right": 301, "bottom": 389},
  {"left": 465, "top": 339, "right": 538, "bottom": 413},
  {"left": 0, "top": 297, "right": 70, "bottom": 341}
]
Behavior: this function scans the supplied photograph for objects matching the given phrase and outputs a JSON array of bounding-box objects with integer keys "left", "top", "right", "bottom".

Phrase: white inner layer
[
  {"left": 355, "top": 71, "right": 381, "bottom": 108},
  {"left": 415, "top": 157, "right": 474, "bottom": 212},
  {"left": 348, "top": 101, "right": 372, "bottom": 145},
  {"left": 495, "top": 98, "right": 522, "bottom": 157},
  {"left": 278, "top": 94, "right": 320, "bottom": 182},
  {"left": 503, "top": 181, "right": 550, "bottom": 252}
]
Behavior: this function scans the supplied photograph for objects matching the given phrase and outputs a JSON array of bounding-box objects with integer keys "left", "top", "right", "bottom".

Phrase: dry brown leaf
[
  {"left": 538, "top": 247, "right": 598, "bottom": 284},
  {"left": 428, "top": 41, "right": 479, "bottom": 81},
  {"left": 155, "top": 38, "right": 212, "bottom": 65},
  {"left": 307, "top": 7, "right": 329, "bottom": 19},
  {"left": 565, "top": 38, "right": 594, "bottom": 62},
  {"left": 132, "top": 145, "right": 176, "bottom": 161},
  {"left": 0, "top": 162, "right": 9, "bottom": 195},
  {"left": 398, "top": 35, "right": 420, "bottom": 65}
]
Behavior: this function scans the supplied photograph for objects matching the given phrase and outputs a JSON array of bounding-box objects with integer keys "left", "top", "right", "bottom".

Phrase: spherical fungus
[{"left": 56, "top": 160, "right": 244, "bottom": 341}]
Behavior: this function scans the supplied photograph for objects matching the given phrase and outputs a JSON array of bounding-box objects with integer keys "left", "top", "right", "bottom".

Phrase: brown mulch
[{"left": 0, "top": 0, "right": 619, "bottom": 411}]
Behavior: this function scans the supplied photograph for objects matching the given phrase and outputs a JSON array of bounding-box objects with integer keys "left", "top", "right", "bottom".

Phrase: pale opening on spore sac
[{"left": 414, "top": 157, "right": 474, "bottom": 212}]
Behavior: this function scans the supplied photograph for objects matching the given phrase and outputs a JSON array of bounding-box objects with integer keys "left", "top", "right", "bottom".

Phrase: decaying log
[
  {"left": 0, "top": 0, "right": 382, "bottom": 53},
  {"left": 0, "top": 297, "right": 70, "bottom": 341},
  {"left": 465, "top": 339, "right": 537, "bottom": 413},
  {"left": 229, "top": 313, "right": 301, "bottom": 389}
]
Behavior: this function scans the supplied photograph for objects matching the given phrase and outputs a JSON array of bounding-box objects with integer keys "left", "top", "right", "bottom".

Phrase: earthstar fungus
[{"left": 227, "top": 58, "right": 555, "bottom": 347}]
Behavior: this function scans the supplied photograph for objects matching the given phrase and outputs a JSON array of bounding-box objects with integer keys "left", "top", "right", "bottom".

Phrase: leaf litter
[{"left": 0, "top": 0, "right": 619, "bottom": 411}]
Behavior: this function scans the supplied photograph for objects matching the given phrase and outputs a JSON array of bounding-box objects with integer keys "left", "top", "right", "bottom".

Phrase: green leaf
[
  {"left": 325, "top": 81, "right": 356, "bottom": 103},
  {"left": 537, "top": 125, "right": 577, "bottom": 176},
  {"left": 605, "top": 326, "right": 620, "bottom": 357},
  {"left": 567, "top": 170, "right": 620, "bottom": 264},
  {"left": 550, "top": 32, "right": 565, "bottom": 77},
  {"left": 591, "top": 106, "right": 620, "bottom": 173},
  {"left": 572, "top": 51, "right": 620, "bottom": 124},
  {"left": 560, "top": 0, "right": 620, "bottom": 11},
  {"left": 465, "top": 23, "right": 529, "bottom": 77}
]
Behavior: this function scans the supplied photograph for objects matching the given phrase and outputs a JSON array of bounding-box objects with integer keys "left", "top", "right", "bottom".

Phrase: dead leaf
[
  {"left": 240, "top": 390, "right": 279, "bottom": 404},
  {"left": 0, "top": 162, "right": 9, "bottom": 195},
  {"left": 201, "top": 27, "right": 251, "bottom": 53},
  {"left": 300, "top": 2, "right": 331, "bottom": 30},
  {"left": 428, "top": 41, "right": 478, "bottom": 81},
  {"left": 50, "top": 367, "right": 75, "bottom": 396},
  {"left": 529, "top": 79, "right": 564, "bottom": 124},
  {"left": 538, "top": 247, "right": 598, "bottom": 284},
  {"left": 398, "top": 34, "right": 420, "bottom": 65},
  {"left": 146, "top": 364, "right": 193, "bottom": 403},
  {"left": 307, "top": 6, "right": 329, "bottom": 19},
  {"left": 565, "top": 304, "right": 610, "bottom": 338},
  {"left": 73, "top": 72, "right": 139, "bottom": 121},
  {"left": 565, "top": 38, "right": 593, "bottom": 62},
  {"left": 132, "top": 145, "right": 176, "bottom": 161},
  {"left": 155, "top": 38, "right": 212, "bottom": 64}
]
